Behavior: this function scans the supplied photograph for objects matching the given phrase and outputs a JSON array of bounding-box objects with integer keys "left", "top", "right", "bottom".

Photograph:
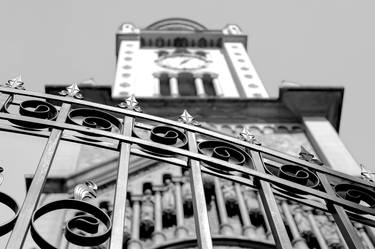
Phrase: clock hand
[{"left": 180, "top": 58, "right": 191, "bottom": 65}]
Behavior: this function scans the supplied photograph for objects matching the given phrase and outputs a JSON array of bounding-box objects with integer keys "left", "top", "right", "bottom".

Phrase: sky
[
  {"left": 0, "top": 0, "right": 374, "bottom": 246},
  {"left": 0, "top": 1, "right": 373, "bottom": 168}
]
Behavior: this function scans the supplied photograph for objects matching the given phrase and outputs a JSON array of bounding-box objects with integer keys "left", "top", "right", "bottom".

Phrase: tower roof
[{"left": 145, "top": 18, "right": 207, "bottom": 31}]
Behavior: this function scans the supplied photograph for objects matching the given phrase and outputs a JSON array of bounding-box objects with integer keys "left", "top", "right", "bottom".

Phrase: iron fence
[{"left": 0, "top": 84, "right": 374, "bottom": 249}]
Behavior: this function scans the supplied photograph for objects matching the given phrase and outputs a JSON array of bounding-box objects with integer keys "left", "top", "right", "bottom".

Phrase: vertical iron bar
[
  {"left": 6, "top": 103, "right": 71, "bottom": 249},
  {"left": 250, "top": 151, "right": 293, "bottom": 249},
  {"left": 186, "top": 131, "right": 213, "bottom": 249},
  {"left": 109, "top": 115, "right": 134, "bottom": 249},
  {"left": 317, "top": 172, "right": 365, "bottom": 249}
]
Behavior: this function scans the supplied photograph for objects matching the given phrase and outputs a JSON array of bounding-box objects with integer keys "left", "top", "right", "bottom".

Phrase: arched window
[
  {"left": 140, "top": 38, "right": 146, "bottom": 47},
  {"left": 216, "top": 38, "right": 223, "bottom": 48},
  {"left": 159, "top": 73, "right": 171, "bottom": 96},
  {"left": 177, "top": 72, "right": 196, "bottom": 96},
  {"left": 174, "top": 37, "right": 188, "bottom": 47},
  {"left": 155, "top": 37, "right": 165, "bottom": 47},
  {"left": 198, "top": 38, "right": 207, "bottom": 48},
  {"left": 202, "top": 73, "right": 216, "bottom": 96}
]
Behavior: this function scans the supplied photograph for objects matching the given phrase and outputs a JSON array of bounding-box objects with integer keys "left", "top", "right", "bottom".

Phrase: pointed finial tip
[
  {"left": 59, "top": 83, "right": 83, "bottom": 99},
  {"left": 4, "top": 74, "right": 25, "bottom": 90},
  {"left": 238, "top": 127, "right": 261, "bottom": 145},
  {"left": 73, "top": 180, "right": 98, "bottom": 200},
  {"left": 118, "top": 94, "right": 142, "bottom": 112},
  {"left": 178, "top": 109, "right": 200, "bottom": 126}
]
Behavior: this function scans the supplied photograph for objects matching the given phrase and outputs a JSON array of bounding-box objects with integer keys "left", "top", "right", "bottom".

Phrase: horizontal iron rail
[
  {"left": 0, "top": 87, "right": 370, "bottom": 189},
  {"left": 0, "top": 112, "right": 374, "bottom": 217}
]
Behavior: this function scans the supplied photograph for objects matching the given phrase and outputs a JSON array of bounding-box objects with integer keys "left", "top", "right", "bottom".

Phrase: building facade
[{"left": 0, "top": 18, "right": 374, "bottom": 249}]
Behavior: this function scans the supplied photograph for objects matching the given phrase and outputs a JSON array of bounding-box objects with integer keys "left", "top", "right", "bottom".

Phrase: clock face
[{"left": 156, "top": 53, "right": 208, "bottom": 71}]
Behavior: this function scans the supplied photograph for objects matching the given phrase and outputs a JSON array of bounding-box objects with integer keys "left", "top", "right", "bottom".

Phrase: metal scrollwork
[
  {"left": 133, "top": 125, "right": 187, "bottom": 156},
  {"left": 67, "top": 108, "right": 122, "bottom": 136},
  {"left": 3, "top": 99, "right": 58, "bottom": 129},
  {"left": 0, "top": 168, "right": 19, "bottom": 236},
  {"left": 197, "top": 140, "right": 252, "bottom": 173},
  {"left": 265, "top": 164, "right": 320, "bottom": 194},
  {"left": 30, "top": 199, "right": 111, "bottom": 248},
  {"left": 0, "top": 192, "right": 19, "bottom": 236},
  {"left": 334, "top": 183, "right": 375, "bottom": 210}
]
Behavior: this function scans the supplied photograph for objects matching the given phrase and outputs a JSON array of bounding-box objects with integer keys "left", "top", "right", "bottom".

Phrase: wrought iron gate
[{"left": 0, "top": 83, "right": 374, "bottom": 249}]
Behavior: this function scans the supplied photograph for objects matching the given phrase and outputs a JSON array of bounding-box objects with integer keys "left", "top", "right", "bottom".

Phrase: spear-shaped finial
[
  {"left": 73, "top": 180, "right": 98, "bottom": 201},
  {"left": 118, "top": 95, "right": 142, "bottom": 112},
  {"left": 59, "top": 83, "right": 83, "bottom": 99},
  {"left": 299, "top": 146, "right": 323, "bottom": 165},
  {"left": 360, "top": 164, "right": 375, "bottom": 182},
  {"left": 4, "top": 75, "right": 25, "bottom": 90},
  {"left": 238, "top": 127, "right": 261, "bottom": 145},
  {"left": 178, "top": 109, "right": 200, "bottom": 126}
]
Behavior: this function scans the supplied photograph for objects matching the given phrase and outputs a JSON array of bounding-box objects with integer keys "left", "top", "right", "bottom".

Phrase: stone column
[
  {"left": 306, "top": 210, "right": 329, "bottom": 249},
  {"left": 152, "top": 73, "right": 160, "bottom": 97},
  {"left": 212, "top": 74, "right": 223, "bottom": 97},
  {"left": 354, "top": 223, "right": 375, "bottom": 249},
  {"left": 194, "top": 74, "right": 206, "bottom": 97},
  {"left": 214, "top": 177, "right": 233, "bottom": 235},
  {"left": 152, "top": 187, "right": 166, "bottom": 244},
  {"left": 170, "top": 74, "right": 179, "bottom": 97},
  {"left": 234, "top": 184, "right": 256, "bottom": 238},
  {"left": 174, "top": 178, "right": 189, "bottom": 238},
  {"left": 280, "top": 201, "right": 309, "bottom": 249},
  {"left": 303, "top": 117, "right": 360, "bottom": 176},
  {"left": 128, "top": 197, "right": 142, "bottom": 249}
]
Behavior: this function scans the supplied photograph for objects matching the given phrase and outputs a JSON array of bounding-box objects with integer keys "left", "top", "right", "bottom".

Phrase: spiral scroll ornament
[
  {"left": 197, "top": 140, "right": 252, "bottom": 173},
  {"left": 133, "top": 125, "right": 188, "bottom": 156},
  {"left": 335, "top": 183, "right": 375, "bottom": 211},
  {"left": 264, "top": 164, "right": 320, "bottom": 194},
  {"left": 67, "top": 108, "right": 122, "bottom": 136},
  {"left": 31, "top": 199, "right": 111, "bottom": 248},
  {"left": 0, "top": 169, "right": 20, "bottom": 236},
  {"left": 3, "top": 99, "right": 58, "bottom": 129}
]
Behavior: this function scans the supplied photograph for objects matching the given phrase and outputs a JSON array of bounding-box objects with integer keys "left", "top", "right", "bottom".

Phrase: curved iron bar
[
  {"left": 30, "top": 199, "right": 111, "bottom": 249},
  {"left": 0, "top": 109, "right": 374, "bottom": 217},
  {"left": 0, "top": 87, "right": 371, "bottom": 189},
  {"left": 0, "top": 192, "right": 19, "bottom": 236}
]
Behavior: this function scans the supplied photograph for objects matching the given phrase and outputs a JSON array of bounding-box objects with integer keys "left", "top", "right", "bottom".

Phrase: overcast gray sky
[
  {"left": 0, "top": 1, "right": 373, "bottom": 172},
  {"left": 0, "top": 0, "right": 374, "bottom": 246}
]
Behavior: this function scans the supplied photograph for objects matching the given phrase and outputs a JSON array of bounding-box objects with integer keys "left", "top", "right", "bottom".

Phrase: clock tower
[{"left": 112, "top": 18, "right": 268, "bottom": 99}]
